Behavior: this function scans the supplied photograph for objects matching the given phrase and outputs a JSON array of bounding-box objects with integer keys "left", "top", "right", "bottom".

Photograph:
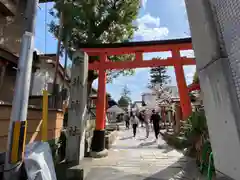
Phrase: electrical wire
[{"left": 44, "top": 1, "right": 48, "bottom": 54}]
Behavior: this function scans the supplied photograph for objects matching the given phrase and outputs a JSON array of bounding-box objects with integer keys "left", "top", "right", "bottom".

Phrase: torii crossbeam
[{"left": 80, "top": 37, "right": 196, "bottom": 154}]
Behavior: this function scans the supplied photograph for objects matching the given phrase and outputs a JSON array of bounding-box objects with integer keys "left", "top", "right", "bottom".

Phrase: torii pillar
[
  {"left": 91, "top": 53, "right": 108, "bottom": 157},
  {"left": 173, "top": 49, "right": 192, "bottom": 120}
]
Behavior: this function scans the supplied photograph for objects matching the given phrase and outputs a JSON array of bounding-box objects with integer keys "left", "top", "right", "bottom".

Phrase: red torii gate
[{"left": 80, "top": 38, "right": 196, "bottom": 154}]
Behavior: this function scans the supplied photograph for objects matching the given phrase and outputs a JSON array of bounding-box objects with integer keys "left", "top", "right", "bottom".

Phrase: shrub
[{"left": 183, "top": 110, "right": 208, "bottom": 145}]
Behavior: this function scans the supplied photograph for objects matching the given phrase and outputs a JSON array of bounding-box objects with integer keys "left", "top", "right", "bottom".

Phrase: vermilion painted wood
[
  {"left": 174, "top": 64, "right": 192, "bottom": 120},
  {"left": 95, "top": 54, "right": 107, "bottom": 130},
  {"left": 172, "top": 49, "right": 192, "bottom": 119},
  {"left": 81, "top": 42, "right": 192, "bottom": 55},
  {"left": 88, "top": 58, "right": 195, "bottom": 70}
]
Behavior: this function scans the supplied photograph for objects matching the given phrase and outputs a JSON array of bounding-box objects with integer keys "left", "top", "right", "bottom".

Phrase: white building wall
[
  {"left": 142, "top": 93, "right": 157, "bottom": 108},
  {"left": 31, "top": 63, "right": 66, "bottom": 96}
]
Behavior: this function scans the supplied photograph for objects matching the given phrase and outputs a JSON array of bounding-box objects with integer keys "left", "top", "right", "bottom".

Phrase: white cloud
[
  {"left": 183, "top": 65, "right": 196, "bottom": 85},
  {"left": 134, "top": 14, "right": 169, "bottom": 41},
  {"left": 136, "top": 14, "right": 160, "bottom": 27},
  {"left": 141, "top": 0, "right": 148, "bottom": 9},
  {"left": 180, "top": 50, "right": 195, "bottom": 58},
  {"left": 180, "top": 0, "right": 186, "bottom": 7}
]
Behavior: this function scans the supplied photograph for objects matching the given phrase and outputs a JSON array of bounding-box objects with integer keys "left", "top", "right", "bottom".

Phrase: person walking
[
  {"left": 143, "top": 110, "right": 150, "bottom": 138},
  {"left": 138, "top": 111, "right": 145, "bottom": 127},
  {"left": 144, "top": 118, "right": 150, "bottom": 138},
  {"left": 130, "top": 113, "right": 139, "bottom": 137},
  {"left": 124, "top": 112, "right": 130, "bottom": 129},
  {"left": 150, "top": 109, "right": 161, "bottom": 140}
]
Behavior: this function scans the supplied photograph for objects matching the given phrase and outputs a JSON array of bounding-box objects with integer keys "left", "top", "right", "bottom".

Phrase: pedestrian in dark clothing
[
  {"left": 150, "top": 109, "right": 161, "bottom": 139},
  {"left": 124, "top": 113, "right": 130, "bottom": 129}
]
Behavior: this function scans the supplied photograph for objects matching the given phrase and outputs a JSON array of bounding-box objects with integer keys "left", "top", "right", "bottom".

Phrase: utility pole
[{"left": 4, "top": 0, "right": 39, "bottom": 179}]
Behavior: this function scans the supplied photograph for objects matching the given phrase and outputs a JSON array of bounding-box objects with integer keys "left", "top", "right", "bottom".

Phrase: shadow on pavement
[
  {"left": 138, "top": 137, "right": 147, "bottom": 141},
  {"left": 160, "top": 146, "right": 174, "bottom": 154},
  {"left": 138, "top": 140, "right": 156, "bottom": 147},
  {"left": 119, "top": 136, "right": 133, "bottom": 140},
  {"left": 143, "top": 157, "right": 202, "bottom": 180},
  {"left": 83, "top": 157, "right": 203, "bottom": 180}
]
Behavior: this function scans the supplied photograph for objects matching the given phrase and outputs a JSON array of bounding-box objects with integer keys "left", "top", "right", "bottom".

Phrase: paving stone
[{"left": 81, "top": 125, "right": 204, "bottom": 180}]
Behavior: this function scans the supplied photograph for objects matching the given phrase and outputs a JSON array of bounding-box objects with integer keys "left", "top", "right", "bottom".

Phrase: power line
[{"left": 44, "top": 2, "right": 48, "bottom": 53}]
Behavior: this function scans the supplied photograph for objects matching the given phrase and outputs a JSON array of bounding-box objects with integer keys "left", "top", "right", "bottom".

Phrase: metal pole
[
  {"left": 4, "top": 0, "right": 38, "bottom": 179},
  {"left": 52, "top": 13, "right": 63, "bottom": 95}
]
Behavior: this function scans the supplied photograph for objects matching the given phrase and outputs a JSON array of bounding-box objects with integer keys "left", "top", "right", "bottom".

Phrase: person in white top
[
  {"left": 130, "top": 113, "right": 139, "bottom": 137},
  {"left": 143, "top": 110, "right": 150, "bottom": 138}
]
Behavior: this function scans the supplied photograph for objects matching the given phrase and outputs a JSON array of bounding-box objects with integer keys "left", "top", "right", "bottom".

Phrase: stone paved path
[{"left": 80, "top": 125, "right": 205, "bottom": 180}]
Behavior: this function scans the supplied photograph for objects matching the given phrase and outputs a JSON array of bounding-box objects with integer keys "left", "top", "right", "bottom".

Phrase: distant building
[
  {"left": 88, "top": 88, "right": 117, "bottom": 111},
  {"left": 131, "top": 101, "right": 144, "bottom": 113},
  {"left": 142, "top": 93, "right": 157, "bottom": 108},
  {"left": 142, "top": 86, "right": 180, "bottom": 105}
]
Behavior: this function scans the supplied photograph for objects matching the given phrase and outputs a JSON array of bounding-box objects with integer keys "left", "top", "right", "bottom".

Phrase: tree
[
  {"left": 118, "top": 96, "right": 130, "bottom": 108},
  {"left": 121, "top": 85, "right": 131, "bottom": 102},
  {"left": 151, "top": 86, "right": 173, "bottom": 105},
  {"left": 118, "top": 85, "right": 131, "bottom": 107},
  {"left": 121, "top": 85, "right": 131, "bottom": 97},
  {"left": 149, "top": 65, "right": 170, "bottom": 89},
  {"left": 49, "top": 0, "right": 140, "bottom": 92}
]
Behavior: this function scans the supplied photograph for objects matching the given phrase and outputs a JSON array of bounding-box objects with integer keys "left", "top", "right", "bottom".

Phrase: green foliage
[
  {"left": 193, "top": 71, "right": 199, "bottom": 84},
  {"left": 183, "top": 110, "right": 208, "bottom": 144},
  {"left": 121, "top": 85, "right": 131, "bottom": 97},
  {"left": 189, "top": 92, "right": 197, "bottom": 102},
  {"left": 118, "top": 96, "right": 130, "bottom": 107},
  {"left": 118, "top": 85, "right": 131, "bottom": 107},
  {"left": 49, "top": 0, "right": 140, "bottom": 82},
  {"left": 149, "top": 65, "right": 170, "bottom": 88},
  {"left": 106, "top": 54, "right": 135, "bottom": 83}
]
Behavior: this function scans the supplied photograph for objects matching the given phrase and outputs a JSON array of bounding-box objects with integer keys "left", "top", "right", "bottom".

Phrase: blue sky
[{"left": 35, "top": 0, "right": 196, "bottom": 102}]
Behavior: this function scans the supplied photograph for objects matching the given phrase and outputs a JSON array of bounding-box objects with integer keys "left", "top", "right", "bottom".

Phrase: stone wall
[{"left": 0, "top": 104, "right": 64, "bottom": 152}]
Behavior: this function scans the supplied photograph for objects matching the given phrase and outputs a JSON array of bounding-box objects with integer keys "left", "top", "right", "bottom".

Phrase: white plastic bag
[{"left": 24, "top": 141, "right": 57, "bottom": 180}]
